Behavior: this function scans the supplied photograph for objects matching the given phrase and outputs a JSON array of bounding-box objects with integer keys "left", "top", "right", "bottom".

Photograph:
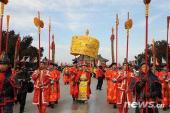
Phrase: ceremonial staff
[
  {"left": 34, "top": 12, "right": 44, "bottom": 67},
  {"left": 143, "top": 0, "right": 151, "bottom": 72},
  {"left": 116, "top": 14, "right": 119, "bottom": 67},
  {"left": 110, "top": 27, "right": 115, "bottom": 63},
  {"left": 14, "top": 35, "right": 20, "bottom": 69},
  {"left": 5, "top": 15, "right": 9, "bottom": 52},
  {"left": 51, "top": 34, "right": 55, "bottom": 63},
  {"left": 125, "top": 12, "right": 133, "bottom": 66},
  {"left": 0, "top": 0, "right": 8, "bottom": 53},
  {"left": 143, "top": 1, "right": 151, "bottom": 113},
  {"left": 152, "top": 38, "right": 156, "bottom": 74},
  {"left": 167, "top": 16, "right": 170, "bottom": 70},
  {"left": 49, "top": 18, "right": 51, "bottom": 63},
  {"left": 33, "top": 11, "right": 44, "bottom": 113}
]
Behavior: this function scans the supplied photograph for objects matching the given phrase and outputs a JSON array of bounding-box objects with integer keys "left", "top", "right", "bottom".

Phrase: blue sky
[{"left": 3, "top": 0, "right": 170, "bottom": 64}]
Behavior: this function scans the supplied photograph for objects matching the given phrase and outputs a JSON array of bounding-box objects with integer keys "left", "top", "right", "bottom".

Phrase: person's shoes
[
  {"left": 113, "top": 104, "right": 117, "bottom": 109},
  {"left": 55, "top": 101, "right": 58, "bottom": 104},
  {"left": 48, "top": 104, "right": 51, "bottom": 107},
  {"left": 73, "top": 97, "right": 76, "bottom": 101},
  {"left": 15, "top": 101, "right": 18, "bottom": 104},
  {"left": 50, "top": 104, "right": 55, "bottom": 109},
  {"left": 163, "top": 107, "right": 167, "bottom": 111},
  {"left": 19, "top": 110, "right": 24, "bottom": 113}
]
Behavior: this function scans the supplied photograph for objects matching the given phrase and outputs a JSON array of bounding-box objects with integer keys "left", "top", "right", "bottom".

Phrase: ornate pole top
[
  {"left": 6, "top": 15, "right": 10, "bottom": 29},
  {"left": 52, "top": 34, "right": 54, "bottom": 41},
  {"left": 116, "top": 14, "right": 119, "bottom": 26},
  {"left": 125, "top": 12, "right": 133, "bottom": 30},
  {"left": 0, "top": 3, "right": 4, "bottom": 15},
  {"left": 86, "top": 29, "right": 89, "bottom": 36},
  {"left": 112, "top": 27, "right": 114, "bottom": 34},
  {"left": 49, "top": 17, "right": 51, "bottom": 30},
  {"left": 143, "top": 0, "right": 151, "bottom": 5},
  {"left": 34, "top": 11, "right": 44, "bottom": 32},
  {"left": 168, "top": 16, "right": 170, "bottom": 29},
  {"left": 0, "top": 0, "right": 8, "bottom": 4}
]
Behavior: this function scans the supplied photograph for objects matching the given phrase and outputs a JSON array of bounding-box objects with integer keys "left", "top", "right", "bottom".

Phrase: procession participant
[
  {"left": 168, "top": 68, "right": 170, "bottom": 109},
  {"left": 53, "top": 64, "right": 61, "bottom": 104},
  {"left": 134, "top": 59, "right": 162, "bottom": 113},
  {"left": 14, "top": 59, "right": 33, "bottom": 113},
  {"left": 92, "top": 66, "right": 97, "bottom": 78},
  {"left": 69, "top": 61, "right": 78, "bottom": 101},
  {"left": 105, "top": 63, "right": 119, "bottom": 108},
  {"left": 32, "top": 59, "right": 51, "bottom": 113},
  {"left": 96, "top": 65, "right": 105, "bottom": 90},
  {"left": 63, "top": 64, "right": 70, "bottom": 85},
  {"left": 116, "top": 59, "right": 135, "bottom": 113},
  {"left": 76, "top": 63, "right": 91, "bottom": 103},
  {"left": 48, "top": 62, "right": 60, "bottom": 108},
  {"left": 157, "top": 64, "right": 169, "bottom": 110},
  {"left": 0, "top": 52, "right": 16, "bottom": 113}
]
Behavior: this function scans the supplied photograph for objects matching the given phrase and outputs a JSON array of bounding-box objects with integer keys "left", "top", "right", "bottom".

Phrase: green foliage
[
  {"left": 1, "top": 30, "right": 44, "bottom": 67},
  {"left": 135, "top": 40, "right": 170, "bottom": 69}
]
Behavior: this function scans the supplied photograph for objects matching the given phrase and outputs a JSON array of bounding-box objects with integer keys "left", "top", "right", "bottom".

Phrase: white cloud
[{"left": 8, "top": 0, "right": 45, "bottom": 11}]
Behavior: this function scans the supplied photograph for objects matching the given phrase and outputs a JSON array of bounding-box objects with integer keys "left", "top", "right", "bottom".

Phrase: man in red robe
[
  {"left": 105, "top": 63, "right": 119, "bottom": 108},
  {"left": 69, "top": 61, "right": 78, "bottom": 101},
  {"left": 63, "top": 65, "right": 70, "bottom": 85},
  {"left": 76, "top": 63, "right": 91, "bottom": 103},
  {"left": 96, "top": 65, "right": 105, "bottom": 90},
  {"left": 32, "top": 60, "right": 51, "bottom": 113},
  {"left": 0, "top": 52, "right": 17, "bottom": 113},
  {"left": 48, "top": 63, "right": 60, "bottom": 108},
  {"left": 157, "top": 64, "right": 170, "bottom": 110},
  {"left": 116, "top": 59, "right": 135, "bottom": 113}
]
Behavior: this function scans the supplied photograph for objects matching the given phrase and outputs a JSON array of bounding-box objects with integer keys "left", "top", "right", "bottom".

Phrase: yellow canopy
[{"left": 70, "top": 35, "right": 99, "bottom": 58}]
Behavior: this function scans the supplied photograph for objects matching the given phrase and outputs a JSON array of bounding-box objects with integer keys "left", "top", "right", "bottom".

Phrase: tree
[
  {"left": 1, "top": 30, "right": 44, "bottom": 67},
  {"left": 134, "top": 40, "right": 170, "bottom": 70}
]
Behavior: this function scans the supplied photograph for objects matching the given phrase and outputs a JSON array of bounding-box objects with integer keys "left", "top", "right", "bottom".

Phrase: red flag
[{"left": 14, "top": 35, "right": 20, "bottom": 68}]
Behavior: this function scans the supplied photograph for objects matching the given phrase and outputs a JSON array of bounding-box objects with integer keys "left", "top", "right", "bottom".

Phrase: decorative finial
[
  {"left": 112, "top": 27, "right": 114, "bottom": 34},
  {"left": 86, "top": 29, "right": 89, "bottom": 36},
  {"left": 0, "top": 0, "right": 8, "bottom": 4},
  {"left": 49, "top": 17, "right": 51, "bottom": 29},
  {"left": 0, "top": 3, "right": 4, "bottom": 15},
  {"left": 6, "top": 15, "right": 10, "bottom": 29},
  {"left": 143, "top": 0, "right": 151, "bottom": 5},
  {"left": 116, "top": 14, "right": 119, "bottom": 25},
  {"left": 52, "top": 34, "right": 54, "bottom": 41}
]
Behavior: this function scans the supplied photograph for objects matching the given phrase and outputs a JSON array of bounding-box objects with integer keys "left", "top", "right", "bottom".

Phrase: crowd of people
[{"left": 0, "top": 51, "right": 170, "bottom": 113}]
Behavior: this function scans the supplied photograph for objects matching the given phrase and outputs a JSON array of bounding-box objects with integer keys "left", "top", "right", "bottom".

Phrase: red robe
[
  {"left": 49, "top": 69, "right": 60, "bottom": 102},
  {"left": 117, "top": 70, "right": 135, "bottom": 105},
  {"left": 69, "top": 67, "right": 78, "bottom": 98},
  {"left": 95, "top": 68, "right": 105, "bottom": 79},
  {"left": 105, "top": 69, "right": 119, "bottom": 104},
  {"left": 168, "top": 72, "right": 170, "bottom": 106},
  {"left": 32, "top": 70, "right": 51, "bottom": 105},
  {"left": 0, "top": 72, "right": 16, "bottom": 106},
  {"left": 157, "top": 71, "right": 170, "bottom": 107},
  {"left": 63, "top": 67, "right": 70, "bottom": 84}
]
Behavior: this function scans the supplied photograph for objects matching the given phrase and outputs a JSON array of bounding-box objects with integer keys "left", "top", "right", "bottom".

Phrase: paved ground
[{"left": 13, "top": 77, "right": 170, "bottom": 113}]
